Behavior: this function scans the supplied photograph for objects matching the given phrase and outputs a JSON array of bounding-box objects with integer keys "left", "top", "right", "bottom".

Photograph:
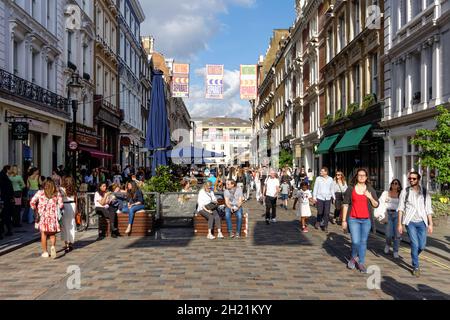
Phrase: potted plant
[
  {"left": 361, "top": 93, "right": 376, "bottom": 110},
  {"left": 346, "top": 103, "right": 360, "bottom": 117},
  {"left": 334, "top": 109, "right": 345, "bottom": 122}
]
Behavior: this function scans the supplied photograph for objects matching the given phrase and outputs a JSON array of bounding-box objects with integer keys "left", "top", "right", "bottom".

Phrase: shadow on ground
[
  {"left": 381, "top": 276, "right": 450, "bottom": 300},
  {"left": 252, "top": 220, "right": 313, "bottom": 246},
  {"left": 123, "top": 228, "right": 195, "bottom": 248}
]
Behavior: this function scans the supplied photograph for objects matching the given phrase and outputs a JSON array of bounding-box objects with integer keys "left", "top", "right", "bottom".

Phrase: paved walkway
[
  {"left": 0, "top": 223, "right": 39, "bottom": 256},
  {"left": 0, "top": 198, "right": 449, "bottom": 300}
]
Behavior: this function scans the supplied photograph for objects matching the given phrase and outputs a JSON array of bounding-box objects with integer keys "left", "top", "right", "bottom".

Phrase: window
[
  {"left": 47, "top": 61, "right": 53, "bottom": 90},
  {"left": 221, "top": 144, "right": 225, "bottom": 151},
  {"left": 13, "top": 41, "right": 18, "bottom": 75},
  {"left": 353, "top": 0, "right": 360, "bottom": 38},
  {"left": 353, "top": 64, "right": 360, "bottom": 104},
  {"left": 67, "top": 31, "right": 73, "bottom": 63},
  {"left": 401, "top": 0, "right": 407, "bottom": 26},
  {"left": 216, "top": 129, "right": 223, "bottom": 140},
  {"left": 105, "top": 18, "right": 109, "bottom": 44},
  {"left": 371, "top": 54, "right": 378, "bottom": 96},
  {"left": 327, "top": 29, "right": 333, "bottom": 62},
  {"left": 82, "top": 45, "right": 87, "bottom": 75},
  {"left": 340, "top": 75, "right": 346, "bottom": 111},
  {"left": 338, "top": 15, "right": 346, "bottom": 52},
  {"left": 327, "top": 83, "right": 334, "bottom": 114},
  {"left": 31, "top": 50, "right": 38, "bottom": 84},
  {"left": 31, "top": 0, "right": 37, "bottom": 19},
  {"left": 82, "top": 97, "right": 87, "bottom": 125},
  {"left": 211, "top": 145, "right": 215, "bottom": 151}
]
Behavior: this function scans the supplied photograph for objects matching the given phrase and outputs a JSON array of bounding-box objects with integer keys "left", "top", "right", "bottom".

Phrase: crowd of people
[{"left": 0, "top": 162, "right": 435, "bottom": 277}]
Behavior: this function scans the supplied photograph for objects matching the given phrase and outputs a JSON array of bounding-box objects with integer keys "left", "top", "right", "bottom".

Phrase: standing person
[
  {"left": 52, "top": 170, "right": 62, "bottom": 187},
  {"left": 236, "top": 168, "right": 245, "bottom": 190},
  {"left": 254, "top": 169, "right": 262, "bottom": 202},
  {"left": 207, "top": 173, "right": 217, "bottom": 192},
  {"left": 119, "top": 181, "right": 145, "bottom": 235},
  {"left": 296, "top": 182, "right": 313, "bottom": 232},
  {"left": 94, "top": 183, "right": 120, "bottom": 239},
  {"left": 8, "top": 165, "right": 25, "bottom": 227},
  {"left": 280, "top": 179, "right": 290, "bottom": 210},
  {"left": 377, "top": 179, "right": 402, "bottom": 258},
  {"left": 293, "top": 167, "right": 308, "bottom": 210},
  {"left": 397, "top": 172, "right": 433, "bottom": 277},
  {"left": 244, "top": 169, "right": 252, "bottom": 201},
  {"left": 224, "top": 180, "right": 244, "bottom": 238},
  {"left": 263, "top": 169, "right": 280, "bottom": 224},
  {"left": 312, "top": 167, "right": 335, "bottom": 232},
  {"left": 25, "top": 168, "right": 40, "bottom": 224},
  {"left": 341, "top": 168, "right": 379, "bottom": 273},
  {"left": 307, "top": 168, "right": 314, "bottom": 183},
  {"left": 197, "top": 181, "right": 224, "bottom": 240},
  {"left": 332, "top": 171, "right": 348, "bottom": 225},
  {"left": 60, "top": 176, "right": 77, "bottom": 253},
  {"left": 0, "top": 165, "right": 15, "bottom": 237},
  {"left": 30, "top": 179, "right": 63, "bottom": 259}
]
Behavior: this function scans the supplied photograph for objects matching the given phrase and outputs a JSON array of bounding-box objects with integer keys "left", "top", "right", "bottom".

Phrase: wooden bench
[
  {"left": 99, "top": 210, "right": 154, "bottom": 237},
  {"left": 194, "top": 212, "right": 249, "bottom": 237}
]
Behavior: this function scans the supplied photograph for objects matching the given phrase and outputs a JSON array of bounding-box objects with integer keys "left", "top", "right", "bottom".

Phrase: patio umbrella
[{"left": 146, "top": 71, "right": 171, "bottom": 176}]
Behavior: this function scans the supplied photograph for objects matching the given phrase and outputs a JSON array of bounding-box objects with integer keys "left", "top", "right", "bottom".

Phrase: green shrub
[
  {"left": 141, "top": 166, "right": 181, "bottom": 209},
  {"left": 334, "top": 109, "right": 345, "bottom": 121},
  {"left": 322, "top": 114, "right": 334, "bottom": 126},
  {"left": 346, "top": 103, "right": 360, "bottom": 116},
  {"left": 361, "top": 93, "right": 376, "bottom": 109}
]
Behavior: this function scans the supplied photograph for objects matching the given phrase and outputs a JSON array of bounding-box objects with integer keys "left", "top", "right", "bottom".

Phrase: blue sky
[{"left": 140, "top": 0, "right": 296, "bottom": 120}]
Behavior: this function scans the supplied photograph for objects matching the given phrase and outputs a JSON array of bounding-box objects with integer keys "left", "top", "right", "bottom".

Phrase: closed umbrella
[{"left": 146, "top": 71, "right": 171, "bottom": 176}]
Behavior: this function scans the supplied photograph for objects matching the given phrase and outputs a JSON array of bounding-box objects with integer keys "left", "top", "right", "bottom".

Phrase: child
[
  {"left": 297, "top": 182, "right": 313, "bottom": 232},
  {"left": 280, "top": 180, "right": 290, "bottom": 210}
]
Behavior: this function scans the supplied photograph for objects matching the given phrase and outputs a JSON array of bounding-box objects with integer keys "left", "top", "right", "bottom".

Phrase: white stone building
[
  {"left": 0, "top": 0, "right": 70, "bottom": 176},
  {"left": 382, "top": 0, "right": 450, "bottom": 191}
]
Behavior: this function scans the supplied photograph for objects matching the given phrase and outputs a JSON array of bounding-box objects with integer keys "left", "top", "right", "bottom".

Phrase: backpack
[{"left": 404, "top": 186, "right": 427, "bottom": 209}]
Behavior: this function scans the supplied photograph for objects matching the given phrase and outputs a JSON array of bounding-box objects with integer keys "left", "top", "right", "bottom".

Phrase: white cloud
[{"left": 141, "top": 0, "right": 256, "bottom": 59}]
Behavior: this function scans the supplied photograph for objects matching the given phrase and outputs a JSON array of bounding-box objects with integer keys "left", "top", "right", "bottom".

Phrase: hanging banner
[
  {"left": 172, "top": 63, "right": 190, "bottom": 98},
  {"left": 205, "top": 64, "right": 224, "bottom": 99},
  {"left": 240, "top": 65, "right": 257, "bottom": 100}
]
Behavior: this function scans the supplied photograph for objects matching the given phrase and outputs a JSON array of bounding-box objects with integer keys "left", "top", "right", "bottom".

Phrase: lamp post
[{"left": 67, "top": 73, "right": 83, "bottom": 180}]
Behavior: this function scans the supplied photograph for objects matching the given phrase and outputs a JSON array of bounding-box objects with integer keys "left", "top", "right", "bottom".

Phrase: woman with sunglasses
[
  {"left": 331, "top": 171, "right": 347, "bottom": 225},
  {"left": 379, "top": 179, "right": 403, "bottom": 258}
]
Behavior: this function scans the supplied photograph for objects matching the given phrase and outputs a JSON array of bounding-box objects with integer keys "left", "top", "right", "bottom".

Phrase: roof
[{"left": 192, "top": 117, "right": 252, "bottom": 127}]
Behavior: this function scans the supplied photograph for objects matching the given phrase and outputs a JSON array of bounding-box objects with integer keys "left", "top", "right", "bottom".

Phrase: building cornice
[{"left": 380, "top": 104, "right": 448, "bottom": 129}]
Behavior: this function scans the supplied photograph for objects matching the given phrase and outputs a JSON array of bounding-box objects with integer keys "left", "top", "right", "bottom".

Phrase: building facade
[
  {"left": 117, "top": 0, "right": 145, "bottom": 168},
  {"left": 93, "top": 0, "right": 122, "bottom": 169},
  {"left": 193, "top": 117, "right": 252, "bottom": 166},
  {"left": 0, "top": 0, "right": 70, "bottom": 176},
  {"left": 381, "top": 0, "right": 450, "bottom": 191}
]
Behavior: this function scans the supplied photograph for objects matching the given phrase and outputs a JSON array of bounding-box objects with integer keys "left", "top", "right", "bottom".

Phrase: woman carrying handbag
[{"left": 197, "top": 181, "right": 224, "bottom": 240}]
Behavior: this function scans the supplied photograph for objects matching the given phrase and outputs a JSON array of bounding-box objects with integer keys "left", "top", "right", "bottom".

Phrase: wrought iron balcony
[{"left": 0, "top": 68, "right": 69, "bottom": 116}]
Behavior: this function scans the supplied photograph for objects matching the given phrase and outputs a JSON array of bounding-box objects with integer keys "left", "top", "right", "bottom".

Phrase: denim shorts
[{"left": 280, "top": 194, "right": 288, "bottom": 200}]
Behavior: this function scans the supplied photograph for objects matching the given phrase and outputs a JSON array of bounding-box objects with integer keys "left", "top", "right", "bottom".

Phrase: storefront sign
[
  {"left": 295, "top": 145, "right": 302, "bottom": 158},
  {"left": 69, "top": 141, "right": 78, "bottom": 150},
  {"left": 372, "top": 129, "right": 387, "bottom": 137},
  {"left": 12, "top": 122, "right": 29, "bottom": 140}
]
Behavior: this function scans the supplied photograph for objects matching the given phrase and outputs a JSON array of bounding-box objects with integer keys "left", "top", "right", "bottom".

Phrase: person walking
[
  {"left": 0, "top": 165, "right": 15, "bottom": 237},
  {"left": 224, "top": 180, "right": 244, "bottom": 238},
  {"left": 197, "top": 181, "right": 224, "bottom": 240},
  {"left": 8, "top": 165, "right": 25, "bottom": 227},
  {"left": 296, "top": 182, "right": 313, "bottom": 232},
  {"left": 376, "top": 179, "right": 402, "bottom": 258},
  {"left": 331, "top": 171, "right": 348, "bottom": 225},
  {"left": 30, "top": 179, "right": 63, "bottom": 259},
  {"left": 397, "top": 172, "right": 433, "bottom": 277},
  {"left": 60, "top": 176, "right": 77, "bottom": 253},
  {"left": 263, "top": 169, "right": 280, "bottom": 224},
  {"left": 255, "top": 169, "right": 262, "bottom": 202},
  {"left": 341, "top": 168, "right": 379, "bottom": 273},
  {"left": 280, "top": 180, "right": 290, "bottom": 210},
  {"left": 25, "top": 168, "right": 40, "bottom": 224},
  {"left": 312, "top": 167, "right": 335, "bottom": 232}
]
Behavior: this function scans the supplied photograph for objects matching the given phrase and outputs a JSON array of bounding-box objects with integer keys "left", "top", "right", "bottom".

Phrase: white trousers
[{"left": 61, "top": 203, "right": 76, "bottom": 243}]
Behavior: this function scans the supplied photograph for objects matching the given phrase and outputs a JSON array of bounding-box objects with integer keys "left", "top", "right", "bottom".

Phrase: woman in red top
[{"left": 342, "top": 169, "right": 379, "bottom": 273}]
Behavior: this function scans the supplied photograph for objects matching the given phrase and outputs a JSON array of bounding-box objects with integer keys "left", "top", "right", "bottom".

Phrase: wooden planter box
[
  {"left": 99, "top": 210, "right": 154, "bottom": 237},
  {"left": 194, "top": 212, "right": 248, "bottom": 237}
]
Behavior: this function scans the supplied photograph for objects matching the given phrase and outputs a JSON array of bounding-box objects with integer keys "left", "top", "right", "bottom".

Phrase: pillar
[{"left": 432, "top": 36, "right": 441, "bottom": 104}]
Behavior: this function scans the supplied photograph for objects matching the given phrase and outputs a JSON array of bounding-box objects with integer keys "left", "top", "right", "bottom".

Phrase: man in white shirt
[
  {"left": 312, "top": 167, "right": 335, "bottom": 232},
  {"left": 263, "top": 169, "right": 280, "bottom": 224},
  {"left": 398, "top": 171, "right": 433, "bottom": 277}
]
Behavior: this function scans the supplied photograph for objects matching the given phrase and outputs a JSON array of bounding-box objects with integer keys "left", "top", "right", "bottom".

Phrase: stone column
[
  {"left": 420, "top": 45, "right": 427, "bottom": 109},
  {"left": 432, "top": 36, "right": 441, "bottom": 104},
  {"left": 405, "top": 54, "right": 412, "bottom": 113},
  {"left": 41, "top": 133, "right": 52, "bottom": 176}
]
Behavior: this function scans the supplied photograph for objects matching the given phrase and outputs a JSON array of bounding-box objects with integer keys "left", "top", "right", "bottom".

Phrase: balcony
[
  {"left": 94, "top": 94, "right": 121, "bottom": 128},
  {"left": 0, "top": 68, "right": 69, "bottom": 118}
]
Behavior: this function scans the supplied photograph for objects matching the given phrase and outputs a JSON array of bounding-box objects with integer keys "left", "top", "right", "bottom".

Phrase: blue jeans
[
  {"left": 26, "top": 190, "right": 38, "bottom": 223},
  {"left": 406, "top": 221, "right": 427, "bottom": 269},
  {"left": 386, "top": 210, "right": 401, "bottom": 252},
  {"left": 225, "top": 207, "right": 243, "bottom": 236},
  {"left": 348, "top": 218, "right": 372, "bottom": 265},
  {"left": 121, "top": 204, "right": 145, "bottom": 225}
]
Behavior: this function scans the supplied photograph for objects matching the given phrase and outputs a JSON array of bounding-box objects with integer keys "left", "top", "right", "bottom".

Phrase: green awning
[
  {"left": 334, "top": 124, "right": 372, "bottom": 153},
  {"left": 316, "top": 134, "right": 340, "bottom": 154}
]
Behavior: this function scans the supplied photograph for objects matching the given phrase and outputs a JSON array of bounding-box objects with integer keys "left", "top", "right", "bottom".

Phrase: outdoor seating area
[
  {"left": 99, "top": 210, "right": 154, "bottom": 237},
  {"left": 194, "top": 212, "right": 249, "bottom": 238}
]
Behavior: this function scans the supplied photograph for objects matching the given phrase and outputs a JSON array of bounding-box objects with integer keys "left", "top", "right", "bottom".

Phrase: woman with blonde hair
[
  {"left": 332, "top": 171, "right": 348, "bottom": 225},
  {"left": 8, "top": 165, "right": 25, "bottom": 227},
  {"left": 60, "top": 176, "right": 77, "bottom": 253},
  {"left": 30, "top": 179, "right": 63, "bottom": 259},
  {"left": 197, "top": 181, "right": 223, "bottom": 239}
]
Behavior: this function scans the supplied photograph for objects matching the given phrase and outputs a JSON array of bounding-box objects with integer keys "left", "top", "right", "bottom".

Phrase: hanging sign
[
  {"left": 12, "top": 122, "right": 29, "bottom": 140},
  {"left": 172, "top": 63, "right": 190, "bottom": 98},
  {"left": 240, "top": 65, "right": 257, "bottom": 100},
  {"left": 205, "top": 65, "right": 224, "bottom": 99}
]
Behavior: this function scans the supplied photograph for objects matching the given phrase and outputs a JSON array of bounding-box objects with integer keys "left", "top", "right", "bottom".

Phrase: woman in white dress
[{"left": 60, "top": 176, "right": 77, "bottom": 253}]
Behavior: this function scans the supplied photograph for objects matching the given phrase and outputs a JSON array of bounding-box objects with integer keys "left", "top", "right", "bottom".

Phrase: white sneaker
[
  {"left": 41, "top": 252, "right": 49, "bottom": 258},
  {"left": 217, "top": 232, "right": 224, "bottom": 239},
  {"left": 393, "top": 251, "right": 399, "bottom": 259},
  {"left": 207, "top": 234, "right": 215, "bottom": 240},
  {"left": 384, "top": 245, "right": 390, "bottom": 254},
  {"left": 271, "top": 218, "right": 277, "bottom": 223},
  {"left": 50, "top": 246, "right": 57, "bottom": 259}
]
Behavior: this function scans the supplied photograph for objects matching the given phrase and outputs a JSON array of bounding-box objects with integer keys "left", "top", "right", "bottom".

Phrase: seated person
[
  {"left": 109, "top": 183, "right": 127, "bottom": 211},
  {"left": 224, "top": 179, "right": 244, "bottom": 238},
  {"left": 94, "top": 183, "right": 120, "bottom": 238},
  {"left": 197, "top": 181, "right": 224, "bottom": 240},
  {"left": 117, "top": 181, "right": 145, "bottom": 235},
  {"left": 178, "top": 180, "right": 193, "bottom": 204}
]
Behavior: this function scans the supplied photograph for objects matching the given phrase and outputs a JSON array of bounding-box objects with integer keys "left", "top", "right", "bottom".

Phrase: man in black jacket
[{"left": 0, "top": 165, "right": 14, "bottom": 237}]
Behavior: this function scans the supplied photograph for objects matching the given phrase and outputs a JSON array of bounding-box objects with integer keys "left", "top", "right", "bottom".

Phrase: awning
[
  {"left": 334, "top": 124, "right": 372, "bottom": 153},
  {"left": 78, "top": 147, "right": 113, "bottom": 159},
  {"left": 316, "top": 134, "right": 340, "bottom": 154}
]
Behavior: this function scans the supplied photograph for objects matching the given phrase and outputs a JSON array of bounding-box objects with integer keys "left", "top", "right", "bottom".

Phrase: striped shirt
[{"left": 398, "top": 186, "right": 433, "bottom": 226}]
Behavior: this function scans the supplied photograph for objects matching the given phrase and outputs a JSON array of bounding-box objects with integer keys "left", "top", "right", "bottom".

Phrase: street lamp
[{"left": 67, "top": 72, "right": 83, "bottom": 180}]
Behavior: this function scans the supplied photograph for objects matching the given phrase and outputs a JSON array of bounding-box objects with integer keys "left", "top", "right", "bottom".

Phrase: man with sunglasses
[{"left": 397, "top": 172, "right": 433, "bottom": 277}]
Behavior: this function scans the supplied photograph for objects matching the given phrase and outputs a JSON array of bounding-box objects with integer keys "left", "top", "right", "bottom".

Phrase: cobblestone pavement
[{"left": 0, "top": 199, "right": 449, "bottom": 300}]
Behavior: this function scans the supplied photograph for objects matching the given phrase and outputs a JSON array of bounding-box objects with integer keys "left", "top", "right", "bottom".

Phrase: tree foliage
[
  {"left": 412, "top": 105, "right": 450, "bottom": 184},
  {"left": 279, "top": 149, "right": 293, "bottom": 168}
]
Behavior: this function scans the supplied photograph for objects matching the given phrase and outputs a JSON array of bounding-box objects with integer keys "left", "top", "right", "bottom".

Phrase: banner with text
[
  {"left": 172, "top": 63, "right": 190, "bottom": 98},
  {"left": 205, "top": 65, "right": 224, "bottom": 99},
  {"left": 240, "top": 65, "right": 257, "bottom": 100}
]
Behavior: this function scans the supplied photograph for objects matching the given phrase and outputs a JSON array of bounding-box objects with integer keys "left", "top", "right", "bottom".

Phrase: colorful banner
[
  {"left": 172, "top": 63, "right": 190, "bottom": 98},
  {"left": 205, "top": 64, "right": 224, "bottom": 99},
  {"left": 240, "top": 65, "right": 257, "bottom": 100}
]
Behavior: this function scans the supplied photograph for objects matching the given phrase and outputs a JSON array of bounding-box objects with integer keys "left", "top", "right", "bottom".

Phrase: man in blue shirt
[{"left": 207, "top": 173, "right": 217, "bottom": 191}]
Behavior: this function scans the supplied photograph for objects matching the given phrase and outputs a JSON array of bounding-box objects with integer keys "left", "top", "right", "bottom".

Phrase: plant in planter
[
  {"left": 141, "top": 166, "right": 181, "bottom": 210},
  {"left": 322, "top": 114, "right": 334, "bottom": 126},
  {"left": 334, "top": 109, "right": 345, "bottom": 122},
  {"left": 346, "top": 103, "right": 360, "bottom": 117},
  {"left": 361, "top": 93, "right": 377, "bottom": 110},
  {"left": 431, "top": 194, "right": 450, "bottom": 218}
]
